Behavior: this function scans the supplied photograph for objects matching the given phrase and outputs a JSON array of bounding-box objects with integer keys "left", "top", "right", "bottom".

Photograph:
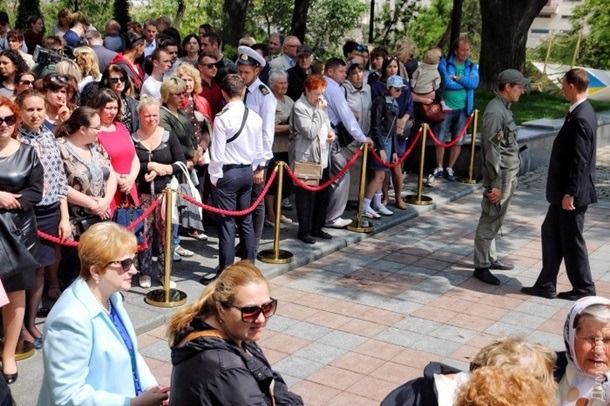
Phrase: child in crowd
[{"left": 410, "top": 47, "right": 442, "bottom": 95}]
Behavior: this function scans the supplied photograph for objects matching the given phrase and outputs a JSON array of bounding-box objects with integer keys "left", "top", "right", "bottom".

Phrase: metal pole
[
  {"left": 368, "top": 0, "right": 375, "bottom": 44},
  {"left": 258, "top": 163, "right": 293, "bottom": 264},
  {"left": 348, "top": 144, "right": 373, "bottom": 233},
  {"left": 464, "top": 110, "right": 478, "bottom": 184},
  {"left": 405, "top": 124, "right": 432, "bottom": 205}
]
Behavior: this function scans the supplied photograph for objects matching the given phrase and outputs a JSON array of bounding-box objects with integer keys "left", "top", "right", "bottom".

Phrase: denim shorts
[
  {"left": 439, "top": 108, "right": 468, "bottom": 145},
  {"left": 369, "top": 136, "right": 393, "bottom": 172}
]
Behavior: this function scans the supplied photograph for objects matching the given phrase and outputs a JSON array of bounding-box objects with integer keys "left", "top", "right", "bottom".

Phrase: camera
[{"left": 33, "top": 45, "right": 71, "bottom": 66}]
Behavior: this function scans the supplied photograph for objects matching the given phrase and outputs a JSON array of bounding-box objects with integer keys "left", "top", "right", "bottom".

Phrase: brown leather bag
[{"left": 418, "top": 102, "right": 445, "bottom": 124}]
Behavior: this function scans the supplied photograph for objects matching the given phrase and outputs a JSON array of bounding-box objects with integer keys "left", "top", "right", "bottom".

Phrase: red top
[
  {"left": 199, "top": 80, "right": 224, "bottom": 117},
  {"left": 97, "top": 122, "right": 139, "bottom": 207}
]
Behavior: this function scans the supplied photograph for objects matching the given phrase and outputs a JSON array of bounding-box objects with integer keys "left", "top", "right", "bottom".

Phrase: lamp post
[{"left": 368, "top": 0, "right": 375, "bottom": 44}]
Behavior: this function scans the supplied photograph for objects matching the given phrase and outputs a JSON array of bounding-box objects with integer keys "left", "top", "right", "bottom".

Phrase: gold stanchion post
[
  {"left": 462, "top": 110, "right": 478, "bottom": 184},
  {"left": 347, "top": 144, "right": 373, "bottom": 233},
  {"left": 405, "top": 124, "right": 433, "bottom": 205},
  {"left": 0, "top": 340, "right": 35, "bottom": 362},
  {"left": 258, "top": 163, "right": 293, "bottom": 264},
  {"left": 145, "top": 187, "right": 187, "bottom": 307}
]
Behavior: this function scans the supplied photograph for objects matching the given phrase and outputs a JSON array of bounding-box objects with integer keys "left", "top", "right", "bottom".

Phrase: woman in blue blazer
[{"left": 37, "top": 222, "right": 169, "bottom": 406}]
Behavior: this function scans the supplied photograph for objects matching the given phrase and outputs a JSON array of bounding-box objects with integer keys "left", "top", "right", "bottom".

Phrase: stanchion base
[
  {"left": 145, "top": 288, "right": 188, "bottom": 308},
  {"left": 257, "top": 249, "right": 293, "bottom": 264},
  {"left": 460, "top": 178, "right": 477, "bottom": 184},
  {"left": 347, "top": 219, "right": 374, "bottom": 233},
  {"left": 0, "top": 340, "right": 36, "bottom": 362},
  {"left": 405, "top": 195, "right": 433, "bottom": 206}
]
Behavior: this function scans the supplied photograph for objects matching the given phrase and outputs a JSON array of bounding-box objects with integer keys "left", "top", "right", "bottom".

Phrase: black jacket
[
  {"left": 546, "top": 100, "right": 597, "bottom": 207},
  {"left": 381, "top": 362, "right": 460, "bottom": 406},
  {"left": 371, "top": 95, "right": 399, "bottom": 152},
  {"left": 170, "top": 318, "right": 303, "bottom": 406}
]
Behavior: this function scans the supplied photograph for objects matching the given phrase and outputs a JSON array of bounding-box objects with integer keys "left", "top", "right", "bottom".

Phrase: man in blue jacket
[{"left": 435, "top": 38, "right": 479, "bottom": 181}]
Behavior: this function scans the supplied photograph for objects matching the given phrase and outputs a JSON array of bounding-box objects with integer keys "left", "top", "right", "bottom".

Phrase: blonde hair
[
  {"left": 73, "top": 47, "right": 101, "bottom": 79},
  {"left": 395, "top": 39, "right": 417, "bottom": 61},
  {"left": 78, "top": 222, "right": 137, "bottom": 281},
  {"left": 160, "top": 77, "right": 186, "bottom": 104},
  {"left": 470, "top": 336, "right": 556, "bottom": 395},
  {"left": 455, "top": 366, "right": 556, "bottom": 406},
  {"left": 137, "top": 95, "right": 161, "bottom": 114},
  {"left": 167, "top": 261, "right": 268, "bottom": 345},
  {"left": 174, "top": 63, "right": 202, "bottom": 94},
  {"left": 423, "top": 48, "right": 442, "bottom": 65},
  {"left": 55, "top": 59, "right": 83, "bottom": 83}
]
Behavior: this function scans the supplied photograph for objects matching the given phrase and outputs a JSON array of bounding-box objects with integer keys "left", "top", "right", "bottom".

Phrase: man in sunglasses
[
  {"left": 198, "top": 52, "right": 224, "bottom": 116},
  {"left": 141, "top": 48, "right": 171, "bottom": 99}
]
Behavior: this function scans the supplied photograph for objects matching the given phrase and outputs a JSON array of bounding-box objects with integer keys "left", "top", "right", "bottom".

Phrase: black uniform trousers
[
  {"left": 535, "top": 203, "right": 595, "bottom": 294},
  {"left": 213, "top": 165, "right": 255, "bottom": 272},
  {"left": 295, "top": 169, "right": 330, "bottom": 238}
]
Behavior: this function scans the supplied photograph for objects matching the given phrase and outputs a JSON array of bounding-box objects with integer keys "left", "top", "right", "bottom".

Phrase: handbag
[
  {"left": 174, "top": 161, "right": 204, "bottom": 232},
  {"left": 72, "top": 215, "right": 103, "bottom": 236},
  {"left": 0, "top": 214, "right": 40, "bottom": 278},
  {"left": 418, "top": 102, "right": 445, "bottom": 124},
  {"left": 113, "top": 194, "right": 145, "bottom": 244},
  {"left": 294, "top": 161, "right": 322, "bottom": 186}
]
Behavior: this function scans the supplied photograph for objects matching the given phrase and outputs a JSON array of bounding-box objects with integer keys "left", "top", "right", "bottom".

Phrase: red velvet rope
[
  {"left": 36, "top": 194, "right": 163, "bottom": 248},
  {"left": 179, "top": 168, "right": 278, "bottom": 217},
  {"left": 368, "top": 127, "right": 423, "bottom": 168},
  {"left": 283, "top": 147, "right": 363, "bottom": 192},
  {"left": 427, "top": 114, "right": 474, "bottom": 148}
]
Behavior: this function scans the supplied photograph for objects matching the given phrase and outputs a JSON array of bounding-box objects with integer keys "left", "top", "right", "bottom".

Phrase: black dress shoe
[
  {"left": 298, "top": 234, "right": 316, "bottom": 244},
  {"left": 490, "top": 260, "right": 514, "bottom": 271},
  {"left": 557, "top": 290, "right": 595, "bottom": 301},
  {"left": 520, "top": 285, "right": 557, "bottom": 299},
  {"left": 473, "top": 268, "right": 500, "bottom": 285},
  {"left": 2, "top": 372, "right": 17, "bottom": 384},
  {"left": 311, "top": 231, "right": 332, "bottom": 239},
  {"left": 199, "top": 274, "right": 218, "bottom": 285}
]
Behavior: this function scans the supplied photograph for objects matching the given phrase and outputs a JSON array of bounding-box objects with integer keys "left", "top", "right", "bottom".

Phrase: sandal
[
  {"left": 188, "top": 231, "right": 208, "bottom": 241},
  {"left": 175, "top": 246, "right": 194, "bottom": 257}
]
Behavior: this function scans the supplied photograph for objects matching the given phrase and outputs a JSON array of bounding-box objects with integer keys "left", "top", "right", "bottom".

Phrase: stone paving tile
[
  {"left": 329, "top": 392, "right": 379, "bottom": 406},
  {"left": 290, "top": 380, "right": 341, "bottom": 405},
  {"left": 345, "top": 376, "right": 402, "bottom": 402},
  {"left": 307, "top": 365, "right": 366, "bottom": 390}
]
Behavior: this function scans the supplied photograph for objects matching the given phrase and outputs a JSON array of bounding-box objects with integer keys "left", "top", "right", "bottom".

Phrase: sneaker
[
  {"left": 446, "top": 167, "right": 456, "bottom": 182},
  {"left": 264, "top": 218, "right": 285, "bottom": 228},
  {"left": 139, "top": 275, "right": 151, "bottom": 288},
  {"left": 433, "top": 167, "right": 444, "bottom": 178},
  {"left": 373, "top": 204, "right": 394, "bottom": 216},
  {"left": 425, "top": 174, "right": 435, "bottom": 187},
  {"left": 280, "top": 214, "right": 293, "bottom": 224},
  {"left": 281, "top": 198, "right": 293, "bottom": 210},
  {"left": 364, "top": 208, "right": 381, "bottom": 219},
  {"left": 175, "top": 245, "right": 194, "bottom": 257},
  {"left": 172, "top": 252, "right": 182, "bottom": 262},
  {"left": 187, "top": 231, "right": 209, "bottom": 241},
  {"left": 324, "top": 218, "right": 352, "bottom": 228},
  {"left": 161, "top": 279, "right": 177, "bottom": 289}
]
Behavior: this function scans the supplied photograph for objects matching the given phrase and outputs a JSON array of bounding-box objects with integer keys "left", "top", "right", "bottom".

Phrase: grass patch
[{"left": 474, "top": 90, "right": 610, "bottom": 125}]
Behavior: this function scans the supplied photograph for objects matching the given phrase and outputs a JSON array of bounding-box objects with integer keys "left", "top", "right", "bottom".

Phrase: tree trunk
[
  {"left": 174, "top": 0, "right": 186, "bottom": 30},
  {"left": 222, "top": 0, "right": 250, "bottom": 47},
  {"left": 113, "top": 0, "right": 131, "bottom": 33},
  {"left": 478, "top": 0, "right": 545, "bottom": 90},
  {"left": 291, "top": 0, "right": 313, "bottom": 42}
]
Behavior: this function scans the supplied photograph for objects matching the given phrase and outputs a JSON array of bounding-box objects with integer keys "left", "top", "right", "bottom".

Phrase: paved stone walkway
[{"left": 12, "top": 147, "right": 610, "bottom": 405}]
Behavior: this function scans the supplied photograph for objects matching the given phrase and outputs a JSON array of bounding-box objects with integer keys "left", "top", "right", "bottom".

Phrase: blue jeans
[{"left": 439, "top": 108, "right": 468, "bottom": 145}]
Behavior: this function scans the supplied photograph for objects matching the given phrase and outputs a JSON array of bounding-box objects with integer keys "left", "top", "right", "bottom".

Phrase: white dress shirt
[
  {"left": 324, "top": 75, "right": 367, "bottom": 142},
  {"left": 244, "top": 78, "right": 276, "bottom": 163},
  {"left": 209, "top": 100, "right": 264, "bottom": 185}
]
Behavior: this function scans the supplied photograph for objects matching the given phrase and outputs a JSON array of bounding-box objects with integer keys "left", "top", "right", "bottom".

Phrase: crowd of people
[{"left": 0, "top": 6, "right": 603, "bottom": 404}]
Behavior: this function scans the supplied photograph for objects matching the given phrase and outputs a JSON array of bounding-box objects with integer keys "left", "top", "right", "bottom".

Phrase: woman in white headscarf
[{"left": 557, "top": 296, "right": 610, "bottom": 405}]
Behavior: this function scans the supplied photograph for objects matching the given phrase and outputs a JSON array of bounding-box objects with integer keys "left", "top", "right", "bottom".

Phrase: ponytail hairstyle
[
  {"left": 15, "top": 88, "right": 45, "bottom": 109},
  {"left": 167, "top": 261, "right": 268, "bottom": 346},
  {"left": 54, "top": 106, "right": 98, "bottom": 138}
]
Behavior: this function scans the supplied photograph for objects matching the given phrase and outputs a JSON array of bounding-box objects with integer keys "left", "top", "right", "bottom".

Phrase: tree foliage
[
  {"left": 371, "top": 0, "right": 419, "bottom": 48},
  {"left": 16, "top": 0, "right": 41, "bottom": 30},
  {"left": 247, "top": 0, "right": 293, "bottom": 39},
  {"left": 571, "top": 0, "right": 610, "bottom": 69}
]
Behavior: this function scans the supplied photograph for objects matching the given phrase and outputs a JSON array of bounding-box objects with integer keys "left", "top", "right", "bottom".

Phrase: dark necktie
[{"left": 244, "top": 88, "right": 250, "bottom": 104}]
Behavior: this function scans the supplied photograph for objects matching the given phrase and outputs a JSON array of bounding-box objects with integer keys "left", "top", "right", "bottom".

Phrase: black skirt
[{"left": 34, "top": 202, "right": 61, "bottom": 268}]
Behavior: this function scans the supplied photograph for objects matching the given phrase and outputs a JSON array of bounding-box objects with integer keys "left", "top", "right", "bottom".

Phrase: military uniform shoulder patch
[
  {"left": 492, "top": 131, "right": 504, "bottom": 145},
  {"left": 259, "top": 84, "right": 270, "bottom": 95}
]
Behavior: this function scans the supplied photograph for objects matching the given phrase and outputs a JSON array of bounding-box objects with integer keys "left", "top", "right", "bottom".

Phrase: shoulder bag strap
[{"left": 226, "top": 107, "right": 249, "bottom": 144}]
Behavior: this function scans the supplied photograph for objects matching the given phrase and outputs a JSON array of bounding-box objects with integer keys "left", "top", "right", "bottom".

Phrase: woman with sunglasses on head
[
  {"left": 38, "top": 222, "right": 169, "bottom": 406},
  {"left": 39, "top": 73, "right": 72, "bottom": 132},
  {"left": 159, "top": 78, "right": 200, "bottom": 256},
  {"left": 0, "top": 50, "right": 29, "bottom": 100},
  {"left": 168, "top": 261, "right": 303, "bottom": 405},
  {"left": 100, "top": 63, "right": 139, "bottom": 133},
  {"left": 0, "top": 96, "right": 44, "bottom": 384},
  {"left": 15, "top": 89, "right": 71, "bottom": 351},
  {"left": 87, "top": 89, "right": 140, "bottom": 211},
  {"left": 56, "top": 107, "right": 118, "bottom": 285}
]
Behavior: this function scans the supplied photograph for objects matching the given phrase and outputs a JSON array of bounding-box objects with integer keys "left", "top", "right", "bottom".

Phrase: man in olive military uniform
[{"left": 473, "top": 69, "right": 528, "bottom": 285}]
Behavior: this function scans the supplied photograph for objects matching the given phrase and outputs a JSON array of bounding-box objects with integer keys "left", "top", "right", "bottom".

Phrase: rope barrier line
[
  {"left": 284, "top": 147, "right": 363, "bottom": 192},
  {"left": 368, "top": 127, "right": 423, "bottom": 168},
  {"left": 36, "top": 194, "right": 164, "bottom": 248},
  {"left": 179, "top": 167, "right": 279, "bottom": 217},
  {"left": 427, "top": 114, "right": 474, "bottom": 148}
]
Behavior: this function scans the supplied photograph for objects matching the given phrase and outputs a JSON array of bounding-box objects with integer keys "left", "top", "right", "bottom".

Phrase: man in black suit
[{"left": 522, "top": 68, "right": 597, "bottom": 300}]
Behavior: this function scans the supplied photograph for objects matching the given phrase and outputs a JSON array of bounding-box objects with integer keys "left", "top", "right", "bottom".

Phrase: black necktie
[{"left": 244, "top": 88, "right": 250, "bottom": 103}]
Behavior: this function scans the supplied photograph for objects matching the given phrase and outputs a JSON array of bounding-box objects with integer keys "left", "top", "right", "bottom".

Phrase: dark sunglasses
[
  {"left": 0, "top": 115, "right": 17, "bottom": 126},
  {"left": 227, "top": 298, "right": 278, "bottom": 323},
  {"left": 106, "top": 257, "right": 135, "bottom": 272},
  {"left": 200, "top": 63, "right": 217, "bottom": 69},
  {"left": 19, "top": 79, "right": 35, "bottom": 86},
  {"left": 109, "top": 77, "right": 127, "bottom": 84}
]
